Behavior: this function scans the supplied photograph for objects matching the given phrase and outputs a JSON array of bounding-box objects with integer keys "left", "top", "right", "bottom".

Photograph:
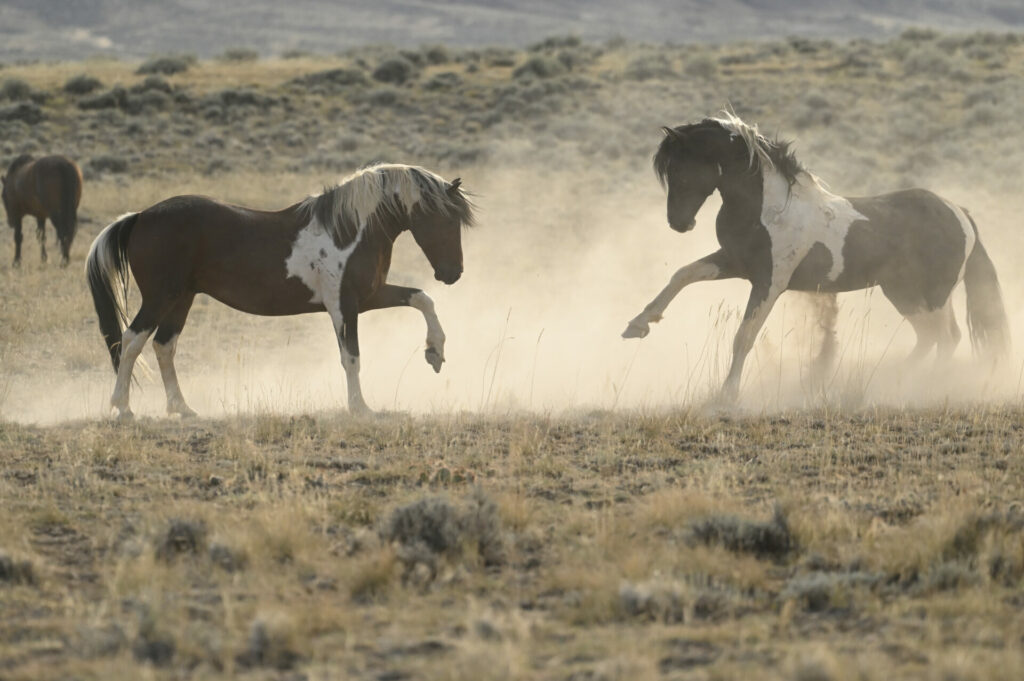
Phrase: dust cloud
[{"left": 3, "top": 153, "right": 1023, "bottom": 424}]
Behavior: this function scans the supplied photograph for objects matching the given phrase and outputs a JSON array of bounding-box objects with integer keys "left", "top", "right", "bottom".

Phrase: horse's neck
[{"left": 716, "top": 168, "right": 764, "bottom": 231}]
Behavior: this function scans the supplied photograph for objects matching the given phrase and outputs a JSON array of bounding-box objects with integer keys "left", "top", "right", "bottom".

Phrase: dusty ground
[
  {"left": 1, "top": 33, "right": 1024, "bottom": 680},
  {"left": 0, "top": 408, "right": 1023, "bottom": 680}
]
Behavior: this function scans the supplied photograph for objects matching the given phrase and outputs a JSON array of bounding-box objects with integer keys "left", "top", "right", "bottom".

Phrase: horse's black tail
[
  {"left": 963, "top": 216, "right": 1011, "bottom": 365},
  {"left": 86, "top": 213, "right": 138, "bottom": 372}
]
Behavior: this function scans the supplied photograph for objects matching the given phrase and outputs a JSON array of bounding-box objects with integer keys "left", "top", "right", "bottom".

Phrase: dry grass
[{"left": 0, "top": 409, "right": 1022, "bottom": 680}]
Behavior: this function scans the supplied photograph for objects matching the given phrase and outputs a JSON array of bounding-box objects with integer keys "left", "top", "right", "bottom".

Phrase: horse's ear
[
  {"left": 661, "top": 126, "right": 683, "bottom": 141},
  {"left": 447, "top": 178, "right": 462, "bottom": 194}
]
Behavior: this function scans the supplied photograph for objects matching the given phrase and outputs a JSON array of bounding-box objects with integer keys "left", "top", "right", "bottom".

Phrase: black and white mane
[{"left": 301, "top": 163, "right": 475, "bottom": 247}]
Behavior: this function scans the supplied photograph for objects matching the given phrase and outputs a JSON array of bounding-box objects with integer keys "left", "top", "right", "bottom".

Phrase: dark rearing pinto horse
[
  {"left": 623, "top": 112, "right": 1010, "bottom": 400},
  {"left": 87, "top": 163, "right": 474, "bottom": 418},
  {"left": 2, "top": 154, "right": 83, "bottom": 266}
]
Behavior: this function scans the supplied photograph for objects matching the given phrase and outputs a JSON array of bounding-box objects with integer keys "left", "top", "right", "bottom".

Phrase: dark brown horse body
[
  {"left": 2, "top": 154, "right": 83, "bottom": 266},
  {"left": 87, "top": 164, "right": 473, "bottom": 418}
]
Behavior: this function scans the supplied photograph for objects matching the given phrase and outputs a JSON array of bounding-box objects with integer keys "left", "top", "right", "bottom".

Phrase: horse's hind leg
[
  {"left": 35, "top": 217, "right": 46, "bottom": 263},
  {"left": 905, "top": 307, "right": 944, "bottom": 364},
  {"left": 11, "top": 215, "right": 23, "bottom": 267},
  {"left": 935, "top": 299, "right": 961, "bottom": 363},
  {"left": 809, "top": 292, "right": 838, "bottom": 387},
  {"left": 110, "top": 305, "right": 160, "bottom": 419},
  {"left": 153, "top": 296, "right": 197, "bottom": 417}
]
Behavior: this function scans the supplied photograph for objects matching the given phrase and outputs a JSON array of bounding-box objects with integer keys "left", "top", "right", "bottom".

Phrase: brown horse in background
[
  {"left": 86, "top": 163, "right": 473, "bottom": 419},
  {"left": 2, "top": 154, "right": 83, "bottom": 267}
]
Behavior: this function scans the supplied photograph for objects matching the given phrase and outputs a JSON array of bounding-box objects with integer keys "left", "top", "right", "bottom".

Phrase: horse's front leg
[
  {"left": 623, "top": 249, "right": 732, "bottom": 338},
  {"left": 721, "top": 283, "right": 784, "bottom": 402},
  {"left": 331, "top": 290, "right": 371, "bottom": 415},
  {"left": 35, "top": 217, "right": 46, "bottom": 263},
  {"left": 361, "top": 284, "right": 446, "bottom": 373}
]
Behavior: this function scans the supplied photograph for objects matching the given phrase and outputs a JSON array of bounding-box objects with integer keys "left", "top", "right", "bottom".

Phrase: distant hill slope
[{"left": 0, "top": 0, "right": 1022, "bottom": 60}]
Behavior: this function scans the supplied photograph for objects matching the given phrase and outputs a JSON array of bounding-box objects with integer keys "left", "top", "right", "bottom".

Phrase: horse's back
[
  {"left": 830, "top": 188, "right": 974, "bottom": 305},
  {"left": 129, "top": 194, "right": 317, "bottom": 314}
]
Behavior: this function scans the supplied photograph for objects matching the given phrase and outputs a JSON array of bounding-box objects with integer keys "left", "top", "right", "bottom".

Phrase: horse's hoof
[
  {"left": 621, "top": 321, "right": 649, "bottom": 339},
  {"left": 348, "top": 401, "right": 373, "bottom": 417},
  {"left": 170, "top": 405, "right": 198, "bottom": 418},
  {"left": 11, "top": 259, "right": 20, "bottom": 268},
  {"left": 114, "top": 409, "right": 135, "bottom": 422},
  {"left": 425, "top": 347, "right": 444, "bottom": 373}
]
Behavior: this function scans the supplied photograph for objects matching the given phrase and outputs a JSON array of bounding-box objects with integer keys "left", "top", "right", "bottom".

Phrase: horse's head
[
  {"left": 408, "top": 177, "right": 474, "bottom": 285},
  {"left": 653, "top": 121, "right": 749, "bottom": 233}
]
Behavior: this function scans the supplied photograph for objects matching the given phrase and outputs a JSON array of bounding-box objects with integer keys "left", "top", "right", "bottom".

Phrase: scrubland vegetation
[{"left": 1, "top": 30, "right": 1024, "bottom": 679}]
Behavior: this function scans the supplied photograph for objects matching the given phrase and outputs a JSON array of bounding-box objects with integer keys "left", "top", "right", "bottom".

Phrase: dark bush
[
  {"left": 686, "top": 506, "right": 794, "bottom": 560},
  {"left": 78, "top": 87, "right": 128, "bottom": 110},
  {"left": 366, "top": 87, "right": 400, "bottom": 107},
  {"left": 209, "top": 543, "right": 247, "bottom": 572},
  {"left": 136, "top": 55, "right": 193, "bottom": 76},
  {"left": 0, "top": 551, "right": 35, "bottom": 585},
  {"left": 372, "top": 57, "right": 415, "bottom": 85},
  {"left": 235, "top": 618, "right": 300, "bottom": 670},
  {"left": 513, "top": 56, "right": 566, "bottom": 80},
  {"left": 423, "top": 45, "right": 451, "bottom": 65},
  {"left": 132, "top": 75, "right": 172, "bottom": 94},
  {"left": 154, "top": 519, "right": 207, "bottom": 561},
  {"left": 290, "top": 68, "right": 368, "bottom": 92},
  {"left": 0, "top": 102, "right": 43, "bottom": 124},
  {"left": 423, "top": 72, "right": 462, "bottom": 91},
  {"left": 1, "top": 78, "right": 32, "bottom": 101},
  {"left": 63, "top": 74, "right": 103, "bottom": 95},
  {"left": 624, "top": 55, "right": 675, "bottom": 81},
  {"left": 132, "top": 617, "right": 175, "bottom": 666},
  {"left": 529, "top": 35, "right": 581, "bottom": 51},
  {"left": 381, "top": 489, "right": 505, "bottom": 579},
  {"left": 218, "top": 47, "right": 259, "bottom": 62}
]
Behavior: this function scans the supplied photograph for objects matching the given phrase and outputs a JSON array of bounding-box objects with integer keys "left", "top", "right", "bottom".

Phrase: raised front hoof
[
  {"left": 621, "top": 321, "right": 650, "bottom": 339},
  {"left": 425, "top": 347, "right": 444, "bottom": 373}
]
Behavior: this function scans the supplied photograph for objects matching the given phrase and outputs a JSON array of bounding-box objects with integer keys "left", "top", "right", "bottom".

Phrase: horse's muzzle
[
  {"left": 435, "top": 268, "right": 462, "bottom": 285},
  {"left": 669, "top": 219, "right": 696, "bottom": 233}
]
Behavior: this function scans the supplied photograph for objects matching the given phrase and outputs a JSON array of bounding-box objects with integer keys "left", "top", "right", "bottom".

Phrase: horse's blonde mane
[
  {"left": 302, "top": 163, "right": 467, "bottom": 245},
  {"left": 709, "top": 110, "right": 777, "bottom": 173}
]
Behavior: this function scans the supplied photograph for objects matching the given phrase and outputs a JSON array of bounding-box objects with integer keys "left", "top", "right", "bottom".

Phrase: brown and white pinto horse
[
  {"left": 86, "top": 163, "right": 474, "bottom": 419},
  {"left": 2, "top": 154, "right": 83, "bottom": 266}
]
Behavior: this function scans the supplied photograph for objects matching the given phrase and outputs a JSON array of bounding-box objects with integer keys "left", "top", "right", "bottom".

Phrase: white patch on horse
[
  {"left": 409, "top": 291, "right": 446, "bottom": 365},
  {"left": 285, "top": 217, "right": 364, "bottom": 305},
  {"left": 939, "top": 199, "right": 977, "bottom": 283},
  {"left": 760, "top": 169, "right": 867, "bottom": 286}
]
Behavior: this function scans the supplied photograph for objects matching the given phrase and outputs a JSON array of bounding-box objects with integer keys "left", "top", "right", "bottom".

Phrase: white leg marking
[
  {"left": 935, "top": 299, "right": 961, "bottom": 363},
  {"left": 623, "top": 259, "right": 721, "bottom": 338},
  {"left": 153, "top": 335, "right": 195, "bottom": 416},
  {"left": 722, "top": 286, "right": 784, "bottom": 401},
  {"left": 110, "top": 328, "right": 152, "bottom": 418},
  {"left": 409, "top": 291, "right": 445, "bottom": 372},
  {"left": 340, "top": 344, "right": 369, "bottom": 415}
]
